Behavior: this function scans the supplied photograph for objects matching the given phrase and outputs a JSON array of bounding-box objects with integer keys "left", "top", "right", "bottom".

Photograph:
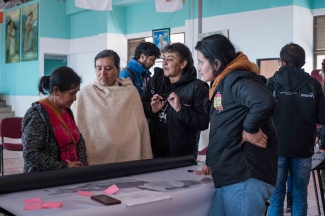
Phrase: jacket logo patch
[
  {"left": 214, "top": 92, "right": 223, "bottom": 111},
  {"left": 279, "top": 91, "right": 298, "bottom": 96},
  {"left": 300, "top": 92, "right": 314, "bottom": 98}
]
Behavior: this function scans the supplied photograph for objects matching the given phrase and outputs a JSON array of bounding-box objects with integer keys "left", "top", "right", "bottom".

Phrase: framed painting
[
  {"left": 5, "top": 8, "right": 20, "bottom": 63},
  {"left": 152, "top": 28, "right": 170, "bottom": 52},
  {"left": 22, "top": 3, "right": 38, "bottom": 61}
]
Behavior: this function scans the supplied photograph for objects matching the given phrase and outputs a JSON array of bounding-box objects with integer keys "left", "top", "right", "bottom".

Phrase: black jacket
[
  {"left": 267, "top": 66, "right": 325, "bottom": 157},
  {"left": 141, "top": 67, "right": 209, "bottom": 158},
  {"left": 207, "top": 70, "right": 278, "bottom": 188}
]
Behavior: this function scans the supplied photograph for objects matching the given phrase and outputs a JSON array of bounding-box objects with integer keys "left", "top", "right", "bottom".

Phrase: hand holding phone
[{"left": 91, "top": 194, "right": 121, "bottom": 206}]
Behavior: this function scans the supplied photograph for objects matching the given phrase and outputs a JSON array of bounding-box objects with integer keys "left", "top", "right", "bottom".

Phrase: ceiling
[{"left": 0, "top": 0, "right": 33, "bottom": 10}]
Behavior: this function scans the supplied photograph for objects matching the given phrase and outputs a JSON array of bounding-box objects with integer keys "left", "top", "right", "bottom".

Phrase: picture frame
[
  {"left": 5, "top": 8, "right": 20, "bottom": 63},
  {"left": 22, "top": 2, "right": 39, "bottom": 62},
  {"left": 152, "top": 28, "right": 170, "bottom": 52}
]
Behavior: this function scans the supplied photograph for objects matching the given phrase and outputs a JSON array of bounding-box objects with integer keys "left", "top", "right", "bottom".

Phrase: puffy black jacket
[
  {"left": 141, "top": 67, "right": 209, "bottom": 158},
  {"left": 207, "top": 70, "right": 278, "bottom": 188},
  {"left": 267, "top": 66, "right": 325, "bottom": 157}
]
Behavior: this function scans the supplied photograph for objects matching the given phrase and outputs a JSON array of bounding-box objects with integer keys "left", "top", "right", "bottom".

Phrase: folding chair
[{"left": 0, "top": 117, "right": 23, "bottom": 175}]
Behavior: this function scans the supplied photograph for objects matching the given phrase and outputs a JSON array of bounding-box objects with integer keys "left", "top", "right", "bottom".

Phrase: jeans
[
  {"left": 268, "top": 156, "right": 312, "bottom": 216},
  {"left": 287, "top": 174, "right": 292, "bottom": 193},
  {"left": 209, "top": 178, "right": 274, "bottom": 216}
]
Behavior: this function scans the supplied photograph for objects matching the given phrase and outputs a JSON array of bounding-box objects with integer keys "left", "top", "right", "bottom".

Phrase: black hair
[
  {"left": 38, "top": 66, "right": 82, "bottom": 95},
  {"left": 134, "top": 40, "right": 161, "bottom": 60},
  {"left": 94, "top": 49, "right": 120, "bottom": 69},
  {"left": 195, "top": 34, "right": 237, "bottom": 77},
  {"left": 162, "top": 42, "right": 194, "bottom": 73},
  {"left": 280, "top": 43, "right": 305, "bottom": 68},
  {"left": 6, "top": 19, "right": 17, "bottom": 31}
]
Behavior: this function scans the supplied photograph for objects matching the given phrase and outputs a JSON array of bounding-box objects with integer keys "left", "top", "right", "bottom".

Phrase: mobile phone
[{"left": 91, "top": 194, "right": 121, "bottom": 205}]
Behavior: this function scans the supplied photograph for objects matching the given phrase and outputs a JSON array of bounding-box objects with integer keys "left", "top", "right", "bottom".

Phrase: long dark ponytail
[{"left": 38, "top": 66, "right": 82, "bottom": 95}]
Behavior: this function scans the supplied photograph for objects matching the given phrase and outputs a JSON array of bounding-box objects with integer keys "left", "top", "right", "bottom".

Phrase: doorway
[{"left": 44, "top": 54, "right": 67, "bottom": 76}]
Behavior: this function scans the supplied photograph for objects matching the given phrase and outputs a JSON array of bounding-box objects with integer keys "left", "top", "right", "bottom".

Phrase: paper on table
[
  {"left": 23, "top": 198, "right": 42, "bottom": 204},
  {"left": 24, "top": 204, "right": 42, "bottom": 210},
  {"left": 112, "top": 190, "right": 172, "bottom": 206},
  {"left": 42, "top": 202, "right": 62, "bottom": 209},
  {"left": 103, "top": 184, "right": 119, "bottom": 194},
  {"left": 78, "top": 190, "right": 94, "bottom": 196}
]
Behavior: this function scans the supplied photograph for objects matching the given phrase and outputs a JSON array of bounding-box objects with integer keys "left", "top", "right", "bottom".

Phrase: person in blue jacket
[{"left": 119, "top": 41, "right": 160, "bottom": 95}]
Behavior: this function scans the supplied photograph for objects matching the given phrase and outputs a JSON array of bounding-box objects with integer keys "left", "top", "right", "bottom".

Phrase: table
[{"left": 0, "top": 156, "right": 215, "bottom": 216}]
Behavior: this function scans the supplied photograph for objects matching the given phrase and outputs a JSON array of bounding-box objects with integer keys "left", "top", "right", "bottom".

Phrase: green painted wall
[{"left": 44, "top": 59, "right": 67, "bottom": 76}]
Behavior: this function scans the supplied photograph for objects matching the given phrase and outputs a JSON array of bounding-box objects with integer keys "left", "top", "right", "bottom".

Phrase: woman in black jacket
[
  {"left": 196, "top": 34, "right": 278, "bottom": 216},
  {"left": 141, "top": 43, "right": 209, "bottom": 159}
]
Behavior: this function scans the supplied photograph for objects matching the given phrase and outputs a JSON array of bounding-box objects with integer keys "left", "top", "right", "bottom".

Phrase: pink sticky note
[
  {"left": 103, "top": 184, "right": 119, "bottom": 194},
  {"left": 23, "top": 198, "right": 42, "bottom": 204},
  {"left": 42, "top": 202, "right": 62, "bottom": 209},
  {"left": 24, "top": 204, "right": 42, "bottom": 210},
  {"left": 78, "top": 190, "right": 94, "bottom": 197}
]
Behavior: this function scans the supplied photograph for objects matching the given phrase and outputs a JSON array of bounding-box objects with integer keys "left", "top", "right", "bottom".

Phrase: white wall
[
  {"left": 40, "top": 38, "right": 70, "bottom": 77},
  {"left": 2, "top": 96, "right": 40, "bottom": 117},
  {"left": 68, "top": 33, "right": 127, "bottom": 88},
  {"left": 312, "top": 8, "right": 325, "bottom": 16},
  {"left": 185, "top": 6, "right": 294, "bottom": 71},
  {"left": 293, "top": 5, "right": 313, "bottom": 72}
]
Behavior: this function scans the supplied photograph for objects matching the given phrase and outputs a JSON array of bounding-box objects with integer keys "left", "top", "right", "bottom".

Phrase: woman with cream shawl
[{"left": 73, "top": 49, "right": 152, "bottom": 165}]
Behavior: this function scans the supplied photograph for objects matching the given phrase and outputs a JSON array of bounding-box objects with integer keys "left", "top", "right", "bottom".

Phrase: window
[{"left": 314, "top": 16, "right": 325, "bottom": 69}]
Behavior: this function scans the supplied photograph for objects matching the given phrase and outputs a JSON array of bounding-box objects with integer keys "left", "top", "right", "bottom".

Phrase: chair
[
  {"left": 311, "top": 69, "right": 323, "bottom": 84},
  {"left": 311, "top": 70, "right": 323, "bottom": 131},
  {"left": 0, "top": 117, "right": 23, "bottom": 175},
  {"left": 311, "top": 159, "right": 325, "bottom": 216}
]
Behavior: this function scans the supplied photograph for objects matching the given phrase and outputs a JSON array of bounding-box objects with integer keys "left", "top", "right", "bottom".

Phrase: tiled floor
[{"left": 1, "top": 148, "right": 325, "bottom": 215}]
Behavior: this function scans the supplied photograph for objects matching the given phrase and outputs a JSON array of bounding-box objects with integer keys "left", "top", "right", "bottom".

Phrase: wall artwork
[
  {"left": 5, "top": 8, "right": 20, "bottom": 63},
  {"left": 22, "top": 3, "right": 38, "bottom": 61},
  {"left": 152, "top": 28, "right": 170, "bottom": 52}
]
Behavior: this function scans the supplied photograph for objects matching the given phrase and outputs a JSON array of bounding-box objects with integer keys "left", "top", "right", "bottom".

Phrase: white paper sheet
[{"left": 112, "top": 190, "right": 172, "bottom": 206}]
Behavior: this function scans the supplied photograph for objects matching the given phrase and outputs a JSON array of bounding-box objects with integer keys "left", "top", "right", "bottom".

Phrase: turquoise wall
[
  {"left": 68, "top": 0, "right": 320, "bottom": 37},
  {"left": 312, "top": 0, "right": 325, "bottom": 9},
  {"left": 40, "top": 0, "right": 70, "bottom": 39},
  {"left": 69, "top": 7, "right": 126, "bottom": 39},
  {"left": 66, "top": 0, "right": 85, "bottom": 15},
  {"left": 202, "top": 0, "right": 293, "bottom": 18},
  {"left": 125, "top": 0, "right": 191, "bottom": 34},
  {"left": 1, "top": 0, "right": 41, "bottom": 96},
  {"left": 44, "top": 59, "right": 67, "bottom": 77}
]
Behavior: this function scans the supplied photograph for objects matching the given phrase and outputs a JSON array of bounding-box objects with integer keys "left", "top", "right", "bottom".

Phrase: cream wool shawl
[{"left": 72, "top": 78, "right": 152, "bottom": 165}]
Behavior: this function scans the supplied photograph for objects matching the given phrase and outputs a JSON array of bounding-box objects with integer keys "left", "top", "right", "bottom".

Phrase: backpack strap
[{"left": 124, "top": 67, "right": 136, "bottom": 83}]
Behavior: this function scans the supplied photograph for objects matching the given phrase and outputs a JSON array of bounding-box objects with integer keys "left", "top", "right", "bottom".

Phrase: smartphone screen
[{"left": 91, "top": 194, "right": 121, "bottom": 205}]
